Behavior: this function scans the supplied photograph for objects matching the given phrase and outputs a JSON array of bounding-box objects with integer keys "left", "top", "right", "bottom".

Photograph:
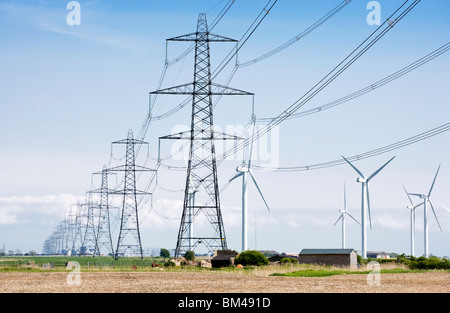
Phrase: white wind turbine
[
  {"left": 402, "top": 185, "right": 423, "bottom": 257},
  {"left": 334, "top": 183, "right": 360, "bottom": 249},
  {"left": 408, "top": 165, "right": 443, "bottom": 258},
  {"left": 342, "top": 155, "right": 396, "bottom": 258},
  {"left": 230, "top": 116, "right": 270, "bottom": 252}
]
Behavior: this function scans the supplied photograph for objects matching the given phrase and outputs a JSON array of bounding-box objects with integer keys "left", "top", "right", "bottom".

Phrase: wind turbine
[
  {"left": 230, "top": 114, "right": 270, "bottom": 252},
  {"left": 342, "top": 155, "right": 396, "bottom": 258},
  {"left": 402, "top": 185, "right": 423, "bottom": 257},
  {"left": 408, "top": 165, "right": 443, "bottom": 258},
  {"left": 334, "top": 183, "right": 360, "bottom": 249}
]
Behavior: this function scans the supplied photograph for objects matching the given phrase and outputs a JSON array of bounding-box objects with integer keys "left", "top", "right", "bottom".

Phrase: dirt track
[{"left": 0, "top": 271, "right": 449, "bottom": 293}]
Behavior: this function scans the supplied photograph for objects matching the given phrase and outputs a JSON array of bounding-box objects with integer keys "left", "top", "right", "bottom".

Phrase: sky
[{"left": 0, "top": 0, "right": 449, "bottom": 257}]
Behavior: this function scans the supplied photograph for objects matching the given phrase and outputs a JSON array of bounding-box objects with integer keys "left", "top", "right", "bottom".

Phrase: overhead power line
[
  {"left": 251, "top": 122, "right": 450, "bottom": 172},
  {"left": 219, "top": 0, "right": 422, "bottom": 161},
  {"left": 145, "top": 0, "right": 353, "bottom": 125},
  {"left": 136, "top": 0, "right": 237, "bottom": 148},
  {"left": 257, "top": 41, "right": 450, "bottom": 122},
  {"left": 238, "top": 0, "right": 353, "bottom": 68},
  {"left": 211, "top": 0, "right": 278, "bottom": 81}
]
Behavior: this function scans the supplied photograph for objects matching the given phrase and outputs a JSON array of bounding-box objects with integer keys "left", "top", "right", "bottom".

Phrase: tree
[
  {"left": 160, "top": 248, "right": 170, "bottom": 261},
  {"left": 235, "top": 250, "right": 269, "bottom": 266},
  {"left": 184, "top": 250, "right": 195, "bottom": 261}
]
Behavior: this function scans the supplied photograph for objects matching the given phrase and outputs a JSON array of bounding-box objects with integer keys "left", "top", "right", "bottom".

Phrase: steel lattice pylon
[
  {"left": 80, "top": 193, "right": 99, "bottom": 256},
  {"left": 90, "top": 165, "right": 115, "bottom": 257},
  {"left": 151, "top": 13, "right": 253, "bottom": 257},
  {"left": 108, "top": 129, "right": 154, "bottom": 259},
  {"left": 70, "top": 201, "right": 83, "bottom": 255}
]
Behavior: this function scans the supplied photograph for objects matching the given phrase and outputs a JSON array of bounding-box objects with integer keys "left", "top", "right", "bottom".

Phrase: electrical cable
[
  {"left": 219, "top": 0, "right": 422, "bottom": 161},
  {"left": 211, "top": 0, "right": 278, "bottom": 81},
  {"left": 257, "top": 41, "right": 450, "bottom": 122},
  {"left": 250, "top": 122, "right": 450, "bottom": 172},
  {"left": 238, "top": 0, "right": 353, "bottom": 68}
]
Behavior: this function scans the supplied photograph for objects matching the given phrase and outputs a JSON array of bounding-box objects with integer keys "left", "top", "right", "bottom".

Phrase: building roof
[{"left": 299, "top": 249, "right": 356, "bottom": 255}]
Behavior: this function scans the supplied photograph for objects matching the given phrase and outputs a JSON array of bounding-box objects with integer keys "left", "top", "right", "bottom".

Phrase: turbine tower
[
  {"left": 333, "top": 183, "right": 360, "bottom": 249},
  {"left": 151, "top": 13, "right": 253, "bottom": 257},
  {"left": 402, "top": 185, "right": 423, "bottom": 257},
  {"left": 229, "top": 117, "right": 270, "bottom": 252},
  {"left": 408, "top": 165, "right": 443, "bottom": 258},
  {"left": 342, "top": 155, "right": 395, "bottom": 258}
]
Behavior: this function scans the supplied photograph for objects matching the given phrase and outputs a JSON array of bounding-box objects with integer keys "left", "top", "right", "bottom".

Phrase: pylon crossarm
[
  {"left": 150, "top": 82, "right": 252, "bottom": 96},
  {"left": 167, "top": 32, "right": 236, "bottom": 43}
]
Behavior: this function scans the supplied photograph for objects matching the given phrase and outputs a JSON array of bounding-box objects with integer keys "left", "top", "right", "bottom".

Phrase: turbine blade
[
  {"left": 247, "top": 117, "right": 256, "bottom": 169},
  {"left": 413, "top": 202, "right": 424, "bottom": 209},
  {"left": 341, "top": 155, "right": 365, "bottom": 178},
  {"left": 408, "top": 193, "right": 423, "bottom": 198},
  {"left": 229, "top": 171, "right": 243, "bottom": 183},
  {"left": 366, "top": 183, "right": 372, "bottom": 230},
  {"left": 403, "top": 185, "right": 414, "bottom": 206},
  {"left": 428, "top": 164, "right": 441, "bottom": 197},
  {"left": 429, "top": 199, "right": 442, "bottom": 232},
  {"left": 367, "top": 156, "right": 396, "bottom": 181},
  {"left": 334, "top": 214, "right": 343, "bottom": 226},
  {"left": 248, "top": 170, "right": 270, "bottom": 212},
  {"left": 346, "top": 212, "right": 361, "bottom": 225},
  {"left": 441, "top": 203, "right": 450, "bottom": 212}
]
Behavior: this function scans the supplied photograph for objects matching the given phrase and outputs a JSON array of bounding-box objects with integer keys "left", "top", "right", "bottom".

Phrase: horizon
[{"left": 0, "top": 0, "right": 449, "bottom": 258}]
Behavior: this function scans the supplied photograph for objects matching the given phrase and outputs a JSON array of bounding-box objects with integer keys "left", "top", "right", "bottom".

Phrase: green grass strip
[{"left": 270, "top": 268, "right": 420, "bottom": 277}]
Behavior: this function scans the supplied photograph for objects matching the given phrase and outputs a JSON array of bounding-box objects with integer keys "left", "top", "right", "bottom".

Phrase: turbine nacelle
[
  {"left": 356, "top": 177, "right": 367, "bottom": 183},
  {"left": 236, "top": 164, "right": 249, "bottom": 173},
  {"left": 408, "top": 192, "right": 427, "bottom": 200},
  {"left": 406, "top": 203, "right": 423, "bottom": 210}
]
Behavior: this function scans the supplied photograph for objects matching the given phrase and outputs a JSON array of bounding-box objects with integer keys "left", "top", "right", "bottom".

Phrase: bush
[
  {"left": 396, "top": 254, "right": 450, "bottom": 270},
  {"left": 407, "top": 256, "right": 450, "bottom": 270},
  {"left": 164, "top": 261, "right": 176, "bottom": 267},
  {"left": 184, "top": 250, "right": 195, "bottom": 261},
  {"left": 235, "top": 250, "right": 269, "bottom": 266},
  {"left": 280, "top": 257, "right": 298, "bottom": 264}
]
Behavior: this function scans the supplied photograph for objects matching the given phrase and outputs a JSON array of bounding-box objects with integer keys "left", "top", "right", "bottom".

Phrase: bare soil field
[{"left": 0, "top": 270, "right": 449, "bottom": 293}]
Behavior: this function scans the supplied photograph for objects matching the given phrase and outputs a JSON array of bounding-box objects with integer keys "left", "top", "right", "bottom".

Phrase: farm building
[
  {"left": 367, "top": 251, "right": 390, "bottom": 259},
  {"left": 298, "top": 249, "right": 358, "bottom": 268},
  {"left": 210, "top": 250, "right": 239, "bottom": 268}
]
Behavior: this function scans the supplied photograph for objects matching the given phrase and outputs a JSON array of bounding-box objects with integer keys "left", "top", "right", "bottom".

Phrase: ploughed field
[{"left": 0, "top": 268, "right": 449, "bottom": 293}]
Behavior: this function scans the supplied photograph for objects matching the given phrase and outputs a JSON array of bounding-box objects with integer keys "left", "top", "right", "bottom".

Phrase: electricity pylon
[
  {"left": 90, "top": 165, "right": 115, "bottom": 257},
  {"left": 70, "top": 201, "right": 83, "bottom": 255},
  {"left": 80, "top": 192, "right": 99, "bottom": 256},
  {"left": 151, "top": 13, "right": 253, "bottom": 257},
  {"left": 108, "top": 129, "right": 154, "bottom": 259}
]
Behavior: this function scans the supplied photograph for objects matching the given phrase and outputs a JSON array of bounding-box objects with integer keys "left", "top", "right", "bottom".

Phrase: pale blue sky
[{"left": 0, "top": 0, "right": 449, "bottom": 256}]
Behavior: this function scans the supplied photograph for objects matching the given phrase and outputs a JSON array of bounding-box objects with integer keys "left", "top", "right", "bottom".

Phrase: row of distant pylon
[{"left": 43, "top": 129, "right": 154, "bottom": 259}]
